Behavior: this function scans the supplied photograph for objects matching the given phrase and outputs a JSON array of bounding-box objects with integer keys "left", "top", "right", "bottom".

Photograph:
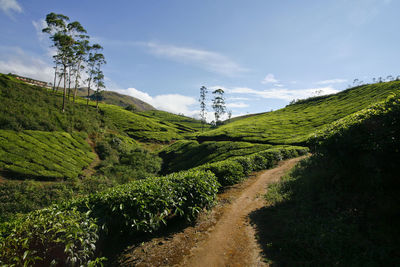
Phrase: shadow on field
[{"left": 103, "top": 216, "right": 195, "bottom": 266}]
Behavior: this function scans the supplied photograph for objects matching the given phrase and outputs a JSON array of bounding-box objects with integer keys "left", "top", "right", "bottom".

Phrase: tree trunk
[
  {"left": 53, "top": 64, "right": 58, "bottom": 92},
  {"left": 73, "top": 61, "right": 81, "bottom": 104},
  {"left": 56, "top": 73, "right": 62, "bottom": 93},
  {"left": 62, "top": 66, "right": 66, "bottom": 113},
  {"left": 67, "top": 66, "right": 72, "bottom": 100},
  {"left": 86, "top": 80, "right": 91, "bottom": 108}
]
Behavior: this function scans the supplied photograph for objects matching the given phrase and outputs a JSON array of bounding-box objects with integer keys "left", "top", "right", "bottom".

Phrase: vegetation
[
  {"left": 0, "top": 206, "right": 101, "bottom": 266},
  {"left": 199, "top": 86, "right": 208, "bottom": 131},
  {"left": 159, "top": 140, "right": 274, "bottom": 173},
  {"left": 0, "top": 170, "right": 219, "bottom": 266},
  {"left": 195, "top": 146, "right": 309, "bottom": 186},
  {"left": 76, "top": 87, "right": 155, "bottom": 111},
  {"left": 258, "top": 94, "right": 400, "bottom": 265},
  {"left": 0, "top": 130, "right": 95, "bottom": 180},
  {"left": 212, "top": 88, "right": 226, "bottom": 125},
  {"left": 137, "top": 109, "right": 211, "bottom": 132},
  {"left": 200, "top": 81, "right": 400, "bottom": 144}
]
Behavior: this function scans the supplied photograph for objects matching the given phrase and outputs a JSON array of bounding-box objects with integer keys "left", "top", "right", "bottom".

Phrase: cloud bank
[{"left": 0, "top": 0, "right": 22, "bottom": 16}]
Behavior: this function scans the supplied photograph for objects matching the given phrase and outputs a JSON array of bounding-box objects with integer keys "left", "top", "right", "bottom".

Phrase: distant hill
[
  {"left": 199, "top": 81, "right": 400, "bottom": 144},
  {"left": 76, "top": 87, "right": 155, "bottom": 111}
]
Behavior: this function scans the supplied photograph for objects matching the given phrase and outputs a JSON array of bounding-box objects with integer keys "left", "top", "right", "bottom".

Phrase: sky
[{"left": 1, "top": 0, "right": 399, "bottom": 121}]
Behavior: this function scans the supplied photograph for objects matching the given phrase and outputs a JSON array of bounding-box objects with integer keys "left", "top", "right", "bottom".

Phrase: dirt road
[{"left": 120, "top": 157, "right": 304, "bottom": 267}]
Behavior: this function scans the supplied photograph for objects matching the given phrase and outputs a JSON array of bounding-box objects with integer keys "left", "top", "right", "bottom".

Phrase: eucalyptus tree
[
  {"left": 72, "top": 39, "right": 90, "bottom": 103},
  {"left": 43, "top": 12, "right": 87, "bottom": 112},
  {"left": 199, "top": 86, "right": 208, "bottom": 131},
  {"left": 85, "top": 44, "right": 106, "bottom": 108},
  {"left": 212, "top": 88, "right": 226, "bottom": 125}
]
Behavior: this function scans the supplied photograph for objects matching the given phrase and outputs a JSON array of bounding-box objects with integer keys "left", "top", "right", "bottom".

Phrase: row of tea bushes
[
  {"left": 0, "top": 145, "right": 308, "bottom": 265},
  {"left": 0, "top": 169, "right": 219, "bottom": 266},
  {"left": 195, "top": 146, "right": 309, "bottom": 187},
  {"left": 0, "top": 130, "right": 95, "bottom": 181}
]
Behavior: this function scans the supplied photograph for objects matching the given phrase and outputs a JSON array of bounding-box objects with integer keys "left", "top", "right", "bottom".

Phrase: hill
[
  {"left": 199, "top": 82, "right": 400, "bottom": 144},
  {"left": 258, "top": 93, "right": 400, "bottom": 265},
  {"left": 76, "top": 87, "right": 155, "bottom": 111}
]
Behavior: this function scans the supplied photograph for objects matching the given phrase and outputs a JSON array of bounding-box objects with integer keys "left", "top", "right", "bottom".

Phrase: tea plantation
[
  {"left": 1, "top": 71, "right": 399, "bottom": 265},
  {"left": 199, "top": 81, "right": 400, "bottom": 144}
]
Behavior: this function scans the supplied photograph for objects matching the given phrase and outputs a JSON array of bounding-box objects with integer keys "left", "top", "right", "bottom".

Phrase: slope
[
  {"left": 76, "top": 87, "right": 155, "bottom": 111},
  {"left": 199, "top": 81, "right": 400, "bottom": 144}
]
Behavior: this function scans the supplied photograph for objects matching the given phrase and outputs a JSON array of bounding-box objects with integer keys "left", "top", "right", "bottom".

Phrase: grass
[
  {"left": 0, "top": 130, "right": 95, "bottom": 180},
  {"left": 199, "top": 81, "right": 400, "bottom": 144}
]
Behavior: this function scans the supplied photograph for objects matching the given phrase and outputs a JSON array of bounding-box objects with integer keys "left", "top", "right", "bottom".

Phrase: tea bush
[
  {"left": 0, "top": 206, "right": 100, "bottom": 266},
  {"left": 66, "top": 169, "right": 219, "bottom": 238}
]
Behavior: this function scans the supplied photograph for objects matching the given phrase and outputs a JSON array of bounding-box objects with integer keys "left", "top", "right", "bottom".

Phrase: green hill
[
  {"left": 199, "top": 82, "right": 400, "bottom": 144},
  {"left": 259, "top": 93, "right": 400, "bottom": 265},
  {"left": 76, "top": 87, "right": 155, "bottom": 111}
]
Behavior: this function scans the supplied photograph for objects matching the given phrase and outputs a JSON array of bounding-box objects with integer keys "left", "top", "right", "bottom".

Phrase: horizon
[{"left": 1, "top": 0, "right": 399, "bottom": 120}]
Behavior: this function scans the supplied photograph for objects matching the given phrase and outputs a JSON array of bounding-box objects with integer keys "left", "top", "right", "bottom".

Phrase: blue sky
[{"left": 1, "top": 0, "right": 399, "bottom": 120}]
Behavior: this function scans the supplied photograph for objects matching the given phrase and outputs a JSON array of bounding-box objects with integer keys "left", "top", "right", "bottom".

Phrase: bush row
[
  {"left": 0, "top": 145, "right": 308, "bottom": 265},
  {"left": 195, "top": 146, "right": 309, "bottom": 187},
  {"left": 0, "top": 130, "right": 95, "bottom": 180},
  {"left": 0, "top": 169, "right": 219, "bottom": 266}
]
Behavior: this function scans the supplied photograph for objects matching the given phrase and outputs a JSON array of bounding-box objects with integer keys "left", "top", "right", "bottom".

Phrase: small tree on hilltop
[
  {"left": 199, "top": 86, "right": 208, "bottom": 131},
  {"left": 212, "top": 88, "right": 226, "bottom": 125}
]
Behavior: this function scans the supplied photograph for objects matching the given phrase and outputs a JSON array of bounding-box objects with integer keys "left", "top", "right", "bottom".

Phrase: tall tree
[
  {"left": 43, "top": 13, "right": 87, "bottom": 112},
  {"left": 72, "top": 39, "right": 89, "bottom": 103},
  {"left": 199, "top": 86, "right": 208, "bottom": 131},
  {"left": 212, "top": 88, "right": 226, "bottom": 125},
  {"left": 85, "top": 44, "right": 105, "bottom": 108}
]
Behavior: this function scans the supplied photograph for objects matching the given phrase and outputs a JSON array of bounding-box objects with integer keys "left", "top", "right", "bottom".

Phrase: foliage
[
  {"left": 200, "top": 81, "right": 400, "bottom": 144},
  {"left": 0, "top": 206, "right": 100, "bottom": 266},
  {"left": 260, "top": 94, "right": 400, "bottom": 265},
  {"left": 195, "top": 146, "right": 309, "bottom": 187},
  {"left": 95, "top": 134, "right": 162, "bottom": 183},
  {"left": 0, "top": 130, "right": 95, "bottom": 180},
  {"left": 66, "top": 170, "right": 219, "bottom": 239},
  {"left": 159, "top": 140, "right": 273, "bottom": 174},
  {"left": 212, "top": 88, "right": 226, "bottom": 125}
]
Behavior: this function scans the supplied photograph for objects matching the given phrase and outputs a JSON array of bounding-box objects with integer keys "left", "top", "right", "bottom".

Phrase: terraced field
[{"left": 0, "top": 130, "right": 95, "bottom": 180}]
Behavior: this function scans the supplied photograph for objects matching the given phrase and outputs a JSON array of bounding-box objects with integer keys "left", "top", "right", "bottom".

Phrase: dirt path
[{"left": 120, "top": 156, "right": 305, "bottom": 267}]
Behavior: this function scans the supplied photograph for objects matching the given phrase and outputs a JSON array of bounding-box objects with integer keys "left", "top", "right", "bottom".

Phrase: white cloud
[
  {"left": 32, "top": 20, "right": 47, "bottom": 41},
  {"left": 316, "top": 78, "right": 347, "bottom": 85},
  {"left": 226, "top": 102, "right": 248, "bottom": 108},
  {"left": 144, "top": 42, "right": 248, "bottom": 76},
  {"left": 0, "top": 46, "right": 53, "bottom": 82},
  {"left": 116, "top": 87, "right": 197, "bottom": 116},
  {"left": 229, "top": 86, "right": 339, "bottom": 101},
  {"left": 261, "top": 73, "right": 278, "bottom": 84},
  {"left": 0, "top": 0, "right": 22, "bottom": 16}
]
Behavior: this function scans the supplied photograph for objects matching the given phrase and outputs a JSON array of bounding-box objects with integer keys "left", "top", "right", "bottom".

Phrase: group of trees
[
  {"left": 199, "top": 86, "right": 232, "bottom": 129},
  {"left": 42, "top": 13, "right": 106, "bottom": 112}
]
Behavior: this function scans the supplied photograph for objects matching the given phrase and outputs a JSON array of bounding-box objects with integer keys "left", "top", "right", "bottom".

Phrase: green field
[{"left": 199, "top": 82, "right": 400, "bottom": 144}]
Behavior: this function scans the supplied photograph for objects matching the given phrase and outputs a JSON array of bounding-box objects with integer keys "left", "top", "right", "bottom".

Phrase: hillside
[
  {"left": 76, "top": 87, "right": 155, "bottom": 111},
  {"left": 258, "top": 93, "right": 400, "bottom": 265},
  {"left": 199, "top": 82, "right": 400, "bottom": 144}
]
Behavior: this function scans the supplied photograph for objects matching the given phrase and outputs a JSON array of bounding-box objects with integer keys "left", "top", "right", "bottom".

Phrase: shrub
[
  {"left": 67, "top": 169, "right": 219, "bottom": 238},
  {"left": 196, "top": 160, "right": 245, "bottom": 187},
  {"left": 0, "top": 206, "right": 100, "bottom": 266}
]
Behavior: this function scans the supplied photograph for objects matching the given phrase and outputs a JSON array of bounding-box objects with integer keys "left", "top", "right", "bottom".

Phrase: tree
[
  {"left": 85, "top": 44, "right": 105, "bottom": 108},
  {"left": 43, "top": 13, "right": 87, "bottom": 112},
  {"left": 72, "top": 39, "right": 89, "bottom": 103},
  {"left": 199, "top": 86, "right": 208, "bottom": 131},
  {"left": 212, "top": 88, "right": 226, "bottom": 125},
  {"left": 228, "top": 110, "right": 232, "bottom": 121}
]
